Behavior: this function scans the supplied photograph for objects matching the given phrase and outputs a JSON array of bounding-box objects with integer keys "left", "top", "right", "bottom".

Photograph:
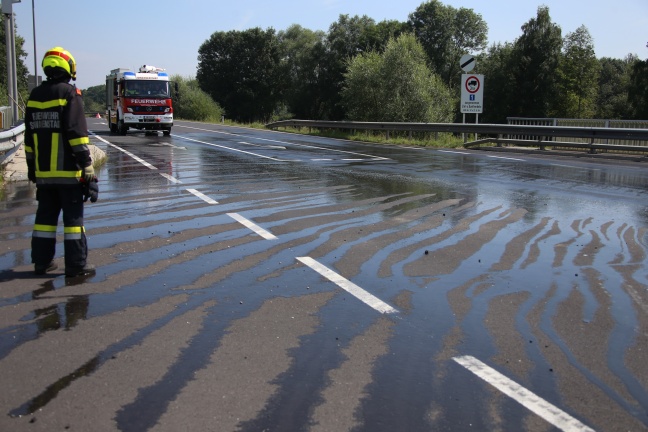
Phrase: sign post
[{"left": 460, "top": 54, "right": 484, "bottom": 142}]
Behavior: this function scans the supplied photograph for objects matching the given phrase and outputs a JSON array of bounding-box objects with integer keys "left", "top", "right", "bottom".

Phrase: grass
[{"left": 217, "top": 120, "right": 466, "bottom": 149}]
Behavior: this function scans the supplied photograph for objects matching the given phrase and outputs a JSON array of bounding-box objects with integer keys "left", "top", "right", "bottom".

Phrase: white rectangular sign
[{"left": 461, "top": 74, "right": 484, "bottom": 114}]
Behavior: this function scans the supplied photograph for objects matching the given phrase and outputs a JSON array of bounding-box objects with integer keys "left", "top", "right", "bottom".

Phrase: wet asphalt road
[{"left": 1, "top": 119, "right": 647, "bottom": 431}]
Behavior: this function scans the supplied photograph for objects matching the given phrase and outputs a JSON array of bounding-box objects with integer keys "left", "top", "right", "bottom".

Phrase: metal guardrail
[
  {"left": 0, "top": 106, "right": 13, "bottom": 130},
  {"left": 266, "top": 120, "right": 648, "bottom": 155},
  {"left": 0, "top": 122, "right": 26, "bottom": 167}
]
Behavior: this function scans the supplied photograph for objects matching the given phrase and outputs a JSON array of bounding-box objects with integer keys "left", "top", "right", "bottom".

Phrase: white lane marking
[
  {"left": 296, "top": 257, "right": 398, "bottom": 315},
  {"left": 438, "top": 149, "right": 471, "bottom": 155},
  {"left": 487, "top": 155, "right": 526, "bottom": 161},
  {"left": 155, "top": 142, "right": 187, "bottom": 150},
  {"left": 187, "top": 188, "right": 218, "bottom": 204},
  {"left": 551, "top": 164, "right": 601, "bottom": 171},
  {"left": 90, "top": 132, "right": 157, "bottom": 170},
  {"left": 227, "top": 213, "right": 277, "bottom": 240},
  {"left": 173, "top": 126, "right": 390, "bottom": 161},
  {"left": 453, "top": 356, "right": 595, "bottom": 432},
  {"left": 159, "top": 173, "right": 182, "bottom": 184},
  {"left": 238, "top": 141, "right": 286, "bottom": 150}
]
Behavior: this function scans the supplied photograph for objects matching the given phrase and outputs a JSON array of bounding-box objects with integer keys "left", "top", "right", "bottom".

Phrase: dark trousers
[{"left": 32, "top": 185, "right": 87, "bottom": 269}]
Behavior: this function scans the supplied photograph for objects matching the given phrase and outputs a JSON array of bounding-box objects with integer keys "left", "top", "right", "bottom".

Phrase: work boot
[
  {"left": 34, "top": 262, "right": 58, "bottom": 275},
  {"left": 65, "top": 264, "right": 96, "bottom": 278}
]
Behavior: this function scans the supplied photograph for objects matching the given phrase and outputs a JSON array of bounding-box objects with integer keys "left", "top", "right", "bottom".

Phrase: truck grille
[{"left": 130, "top": 106, "right": 167, "bottom": 113}]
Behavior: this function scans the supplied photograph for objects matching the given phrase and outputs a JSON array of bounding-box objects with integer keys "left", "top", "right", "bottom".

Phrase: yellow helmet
[{"left": 42, "top": 46, "right": 77, "bottom": 81}]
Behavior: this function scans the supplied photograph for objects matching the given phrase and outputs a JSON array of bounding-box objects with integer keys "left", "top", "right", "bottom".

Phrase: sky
[{"left": 8, "top": 0, "right": 648, "bottom": 90}]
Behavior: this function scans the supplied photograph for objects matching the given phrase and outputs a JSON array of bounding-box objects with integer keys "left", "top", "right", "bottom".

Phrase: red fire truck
[{"left": 106, "top": 65, "right": 175, "bottom": 135}]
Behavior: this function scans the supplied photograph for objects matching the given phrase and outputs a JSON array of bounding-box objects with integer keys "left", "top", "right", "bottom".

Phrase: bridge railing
[
  {"left": 266, "top": 119, "right": 648, "bottom": 155},
  {"left": 507, "top": 117, "right": 648, "bottom": 147}
]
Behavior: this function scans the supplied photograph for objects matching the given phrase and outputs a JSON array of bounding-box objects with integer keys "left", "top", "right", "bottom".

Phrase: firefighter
[{"left": 25, "top": 46, "right": 97, "bottom": 277}]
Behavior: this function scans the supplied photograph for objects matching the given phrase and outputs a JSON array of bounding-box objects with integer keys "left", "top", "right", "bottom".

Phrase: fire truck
[{"left": 106, "top": 65, "right": 176, "bottom": 135}]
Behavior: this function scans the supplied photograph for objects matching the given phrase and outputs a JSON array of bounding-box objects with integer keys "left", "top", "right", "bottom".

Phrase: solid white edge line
[
  {"left": 438, "top": 150, "right": 471, "bottom": 155},
  {"left": 227, "top": 212, "right": 277, "bottom": 240},
  {"left": 453, "top": 356, "right": 595, "bottom": 432},
  {"left": 89, "top": 133, "right": 158, "bottom": 170},
  {"left": 186, "top": 188, "right": 218, "bottom": 204},
  {"left": 487, "top": 155, "right": 526, "bottom": 161},
  {"left": 296, "top": 256, "right": 398, "bottom": 315}
]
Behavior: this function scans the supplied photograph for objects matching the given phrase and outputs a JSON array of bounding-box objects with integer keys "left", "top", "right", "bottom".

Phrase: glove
[
  {"left": 27, "top": 159, "right": 36, "bottom": 183},
  {"left": 82, "top": 178, "right": 99, "bottom": 203},
  {"left": 83, "top": 165, "right": 95, "bottom": 183}
]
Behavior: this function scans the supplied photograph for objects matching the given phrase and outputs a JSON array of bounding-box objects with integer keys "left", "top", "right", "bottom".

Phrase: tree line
[
  {"left": 195, "top": 3, "right": 647, "bottom": 124},
  {"left": 3, "top": 1, "right": 647, "bottom": 124}
]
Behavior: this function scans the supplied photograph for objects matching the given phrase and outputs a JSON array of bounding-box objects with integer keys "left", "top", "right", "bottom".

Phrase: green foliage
[
  {"left": 408, "top": 0, "right": 488, "bottom": 87},
  {"left": 628, "top": 58, "right": 648, "bottom": 119},
  {"left": 342, "top": 33, "right": 454, "bottom": 123},
  {"left": 277, "top": 25, "right": 326, "bottom": 119},
  {"left": 596, "top": 56, "right": 634, "bottom": 119},
  {"left": 197, "top": 27, "right": 281, "bottom": 122},
  {"left": 171, "top": 75, "right": 223, "bottom": 122},
  {"left": 318, "top": 14, "right": 384, "bottom": 120},
  {"left": 0, "top": 19, "right": 30, "bottom": 107},
  {"left": 478, "top": 43, "right": 515, "bottom": 123},
  {"left": 82, "top": 84, "right": 105, "bottom": 114}
]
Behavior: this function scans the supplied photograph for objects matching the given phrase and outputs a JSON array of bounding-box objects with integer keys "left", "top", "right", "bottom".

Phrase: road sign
[
  {"left": 460, "top": 54, "right": 476, "bottom": 72},
  {"left": 461, "top": 74, "right": 484, "bottom": 113}
]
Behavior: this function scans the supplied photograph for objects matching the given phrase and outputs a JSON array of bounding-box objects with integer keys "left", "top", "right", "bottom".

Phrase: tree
[
  {"left": 0, "top": 17, "right": 30, "bottom": 108},
  {"left": 171, "top": 75, "right": 223, "bottom": 122},
  {"left": 408, "top": 0, "right": 488, "bottom": 87},
  {"left": 627, "top": 58, "right": 648, "bottom": 119},
  {"left": 555, "top": 25, "right": 599, "bottom": 118},
  {"left": 277, "top": 25, "right": 326, "bottom": 119},
  {"left": 478, "top": 42, "right": 516, "bottom": 123},
  {"left": 197, "top": 28, "right": 281, "bottom": 122},
  {"left": 317, "top": 14, "right": 381, "bottom": 120},
  {"left": 596, "top": 56, "right": 634, "bottom": 119},
  {"left": 510, "top": 6, "right": 563, "bottom": 117},
  {"left": 82, "top": 84, "right": 106, "bottom": 114},
  {"left": 342, "top": 33, "right": 454, "bottom": 123}
]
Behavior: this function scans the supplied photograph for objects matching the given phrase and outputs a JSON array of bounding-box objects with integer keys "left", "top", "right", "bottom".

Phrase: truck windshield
[{"left": 124, "top": 81, "right": 170, "bottom": 97}]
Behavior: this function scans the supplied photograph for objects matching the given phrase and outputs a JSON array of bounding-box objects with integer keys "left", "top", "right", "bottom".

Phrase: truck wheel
[
  {"left": 108, "top": 113, "right": 117, "bottom": 133},
  {"left": 118, "top": 120, "right": 128, "bottom": 135},
  {"left": 163, "top": 128, "right": 171, "bottom": 136}
]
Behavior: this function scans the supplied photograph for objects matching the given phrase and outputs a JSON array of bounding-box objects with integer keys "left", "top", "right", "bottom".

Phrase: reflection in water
[{"left": 32, "top": 280, "right": 91, "bottom": 333}]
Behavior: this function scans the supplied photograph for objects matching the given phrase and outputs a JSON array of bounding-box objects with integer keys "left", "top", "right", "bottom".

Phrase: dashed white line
[
  {"left": 172, "top": 126, "right": 391, "bottom": 161},
  {"left": 296, "top": 257, "right": 398, "bottom": 314},
  {"left": 159, "top": 173, "right": 182, "bottom": 184},
  {"left": 453, "top": 355, "right": 595, "bottom": 432},
  {"left": 187, "top": 188, "right": 218, "bottom": 204},
  {"left": 227, "top": 213, "right": 277, "bottom": 240}
]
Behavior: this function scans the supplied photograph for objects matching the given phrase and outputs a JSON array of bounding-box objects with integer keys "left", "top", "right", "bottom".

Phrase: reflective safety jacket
[{"left": 25, "top": 80, "right": 91, "bottom": 185}]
